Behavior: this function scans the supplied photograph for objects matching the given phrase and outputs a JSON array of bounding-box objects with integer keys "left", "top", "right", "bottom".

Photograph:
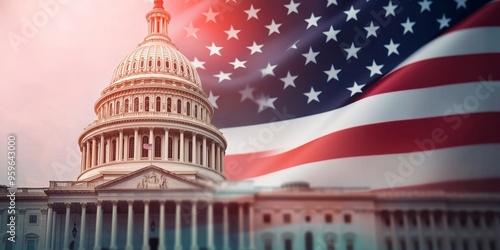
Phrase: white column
[
  {"left": 416, "top": 212, "right": 424, "bottom": 250},
  {"left": 164, "top": 129, "right": 169, "bottom": 160},
  {"left": 91, "top": 137, "right": 97, "bottom": 167},
  {"left": 81, "top": 146, "right": 86, "bottom": 172},
  {"left": 45, "top": 203, "right": 53, "bottom": 250},
  {"left": 119, "top": 130, "right": 123, "bottom": 161},
  {"left": 142, "top": 200, "right": 150, "bottom": 250},
  {"left": 78, "top": 203, "right": 87, "bottom": 250},
  {"left": 124, "top": 134, "right": 129, "bottom": 161},
  {"left": 223, "top": 203, "right": 229, "bottom": 250},
  {"left": 51, "top": 209, "right": 57, "bottom": 249},
  {"left": 99, "top": 134, "right": 104, "bottom": 165},
  {"left": 211, "top": 142, "right": 215, "bottom": 170},
  {"left": 238, "top": 203, "right": 244, "bottom": 250},
  {"left": 159, "top": 201, "right": 166, "bottom": 250},
  {"left": 192, "top": 133, "right": 197, "bottom": 164},
  {"left": 94, "top": 201, "right": 103, "bottom": 250},
  {"left": 126, "top": 201, "right": 134, "bottom": 250},
  {"left": 110, "top": 201, "right": 118, "bottom": 250},
  {"left": 134, "top": 128, "right": 139, "bottom": 160},
  {"left": 86, "top": 141, "right": 91, "bottom": 169},
  {"left": 207, "top": 201, "right": 214, "bottom": 250},
  {"left": 63, "top": 203, "right": 71, "bottom": 250},
  {"left": 149, "top": 127, "right": 154, "bottom": 161},
  {"left": 179, "top": 130, "right": 184, "bottom": 162},
  {"left": 403, "top": 212, "right": 411, "bottom": 250},
  {"left": 249, "top": 203, "right": 255, "bottom": 250},
  {"left": 202, "top": 137, "right": 207, "bottom": 167},
  {"left": 191, "top": 200, "right": 198, "bottom": 250},
  {"left": 389, "top": 211, "right": 399, "bottom": 250},
  {"left": 174, "top": 200, "right": 182, "bottom": 250},
  {"left": 430, "top": 211, "right": 438, "bottom": 250}
]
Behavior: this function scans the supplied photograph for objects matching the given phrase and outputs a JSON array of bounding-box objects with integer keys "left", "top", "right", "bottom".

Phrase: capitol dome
[{"left": 77, "top": 0, "right": 227, "bottom": 183}]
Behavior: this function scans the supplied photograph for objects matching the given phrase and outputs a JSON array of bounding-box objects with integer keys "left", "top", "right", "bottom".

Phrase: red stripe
[
  {"left": 356, "top": 54, "right": 500, "bottom": 100},
  {"left": 225, "top": 112, "right": 500, "bottom": 180},
  {"left": 445, "top": 1, "right": 500, "bottom": 34}
]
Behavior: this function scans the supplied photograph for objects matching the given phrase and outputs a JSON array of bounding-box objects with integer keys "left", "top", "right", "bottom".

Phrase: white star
[
  {"left": 366, "top": 60, "right": 384, "bottom": 77},
  {"left": 224, "top": 25, "right": 241, "bottom": 40},
  {"left": 206, "top": 42, "right": 223, "bottom": 56},
  {"left": 347, "top": 82, "right": 365, "bottom": 97},
  {"left": 265, "top": 20, "right": 282, "bottom": 35},
  {"left": 324, "top": 65, "right": 341, "bottom": 82},
  {"left": 418, "top": 0, "right": 432, "bottom": 12},
  {"left": 280, "top": 71, "right": 298, "bottom": 89},
  {"left": 455, "top": 0, "right": 467, "bottom": 9},
  {"left": 213, "top": 71, "right": 232, "bottom": 83},
  {"left": 384, "top": 39, "right": 400, "bottom": 56},
  {"left": 364, "top": 21, "right": 379, "bottom": 38},
  {"left": 208, "top": 91, "right": 219, "bottom": 109},
  {"left": 229, "top": 58, "right": 247, "bottom": 69},
  {"left": 191, "top": 57, "right": 205, "bottom": 70},
  {"left": 344, "top": 43, "right": 361, "bottom": 60},
  {"left": 183, "top": 22, "right": 199, "bottom": 39},
  {"left": 202, "top": 7, "right": 219, "bottom": 23},
  {"left": 247, "top": 42, "right": 264, "bottom": 55},
  {"left": 303, "top": 87, "right": 321, "bottom": 104},
  {"left": 302, "top": 47, "right": 320, "bottom": 65},
  {"left": 244, "top": 4, "right": 261, "bottom": 20},
  {"left": 323, "top": 26, "right": 340, "bottom": 42},
  {"left": 344, "top": 6, "right": 360, "bottom": 21},
  {"left": 327, "top": 0, "right": 338, "bottom": 7},
  {"left": 305, "top": 13, "right": 321, "bottom": 29},
  {"left": 239, "top": 85, "right": 254, "bottom": 102},
  {"left": 401, "top": 17, "right": 415, "bottom": 34},
  {"left": 284, "top": 0, "right": 300, "bottom": 15},
  {"left": 384, "top": 1, "right": 398, "bottom": 17},
  {"left": 255, "top": 95, "right": 277, "bottom": 113},
  {"left": 437, "top": 14, "right": 451, "bottom": 30},
  {"left": 261, "top": 63, "right": 277, "bottom": 77}
]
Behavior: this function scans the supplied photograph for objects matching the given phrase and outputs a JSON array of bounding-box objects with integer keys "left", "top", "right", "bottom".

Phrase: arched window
[
  {"left": 194, "top": 105, "right": 198, "bottom": 118},
  {"left": 174, "top": 62, "right": 178, "bottom": 70},
  {"left": 188, "top": 141, "right": 193, "bottom": 162},
  {"left": 134, "top": 98, "right": 139, "bottom": 112},
  {"left": 145, "top": 97, "right": 150, "bottom": 112},
  {"left": 142, "top": 136, "right": 149, "bottom": 158},
  {"left": 103, "top": 141, "right": 107, "bottom": 164},
  {"left": 109, "top": 103, "right": 113, "bottom": 116},
  {"left": 186, "top": 102, "right": 191, "bottom": 116},
  {"left": 167, "top": 97, "right": 172, "bottom": 112},
  {"left": 148, "top": 59, "right": 152, "bottom": 67},
  {"left": 157, "top": 58, "right": 161, "bottom": 67},
  {"left": 155, "top": 136, "right": 161, "bottom": 158},
  {"left": 199, "top": 144, "right": 203, "bottom": 165},
  {"left": 156, "top": 96, "right": 161, "bottom": 112},
  {"left": 165, "top": 60, "right": 170, "bottom": 69},
  {"left": 181, "top": 65, "right": 184, "bottom": 73},
  {"left": 140, "top": 60, "right": 144, "bottom": 68},
  {"left": 111, "top": 140, "right": 116, "bottom": 161},
  {"left": 116, "top": 101, "right": 120, "bottom": 114},
  {"left": 168, "top": 137, "right": 173, "bottom": 159},
  {"left": 133, "top": 61, "right": 137, "bottom": 69},
  {"left": 128, "top": 137, "right": 134, "bottom": 159},
  {"left": 125, "top": 99, "right": 129, "bottom": 113},
  {"left": 207, "top": 148, "right": 211, "bottom": 168},
  {"left": 305, "top": 232, "right": 313, "bottom": 250},
  {"left": 177, "top": 99, "right": 181, "bottom": 114}
]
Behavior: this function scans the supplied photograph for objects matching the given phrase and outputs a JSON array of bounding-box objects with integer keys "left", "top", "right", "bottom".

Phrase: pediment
[{"left": 95, "top": 165, "right": 209, "bottom": 191}]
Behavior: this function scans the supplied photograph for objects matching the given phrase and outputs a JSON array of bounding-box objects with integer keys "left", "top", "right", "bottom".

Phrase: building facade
[{"left": 1, "top": 1, "right": 500, "bottom": 250}]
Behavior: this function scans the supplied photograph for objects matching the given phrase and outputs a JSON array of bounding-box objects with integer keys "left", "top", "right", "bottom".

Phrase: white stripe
[
  {"left": 394, "top": 27, "right": 500, "bottom": 71},
  {"left": 222, "top": 81, "right": 500, "bottom": 155},
  {"left": 249, "top": 144, "right": 500, "bottom": 188}
]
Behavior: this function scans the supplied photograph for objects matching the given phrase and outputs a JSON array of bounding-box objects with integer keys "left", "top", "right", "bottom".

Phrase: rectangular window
[
  {"left": 263, "top": 213, "right": 271, "bottom": 224},
  {"left": 285, "top": 239, "right": 293, "bottom": 250},
  {"left": 283, "top": 214, "right": 291, "bottom": 223},
  {"left": 26, "top": 239, "right": 36, "bottom": 250},
  {"left": 28, "top": 215, "right": 38, "bottom": 225},
  {"left": 344, "top": 214, "right": 352, "bottom": 224},
  {"left": 264, "top": 239, "right": 273, "bottom": 250},
  {"left": 325, "top": 214, "right": 333, "bottom": 223}
]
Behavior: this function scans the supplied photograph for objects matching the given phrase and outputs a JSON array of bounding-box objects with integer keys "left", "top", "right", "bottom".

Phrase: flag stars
[
  {"left": 280, "top": 71, "right": 298, "bottom": 89},
  {"left": 455, "top": 0, "right": 467, "bottom": 9},
  {"left": 344, "top": 6, "right": 360, "bottom": 21},
  {"left": 383, "top": 1, "right": 398, "bottom": 17},
  {"left": 364, "top": 21, "right": 380, "bottom": 38},
  {"left": 224, "top": 25, "right": 241, "bottom": 40},
  {"left": 261, "top": 63, "right": 277, "bottom": 77},
  {"left": 347, "top": 82, "right": 366, "bottom": 97},
  {"left": 437, "top": 14, "right": 451, "bottom": 29},
  {"left": 384, "top": 39, "right": 400, "bottom": 56},
  {"left": 202, "top": 7, "right": 219, "bottom": 23},
  {"left": 255, "top": 95, "right": 277, "bottom": 113},
  {"left": 302, "top": 47, "right": 320, "bottom": 65},
  {"left": 401, "top": 17, "right": 415, "bottom": 34},
  {"left": 265, "top": 20, "right": 282, "bottom": 35},
  {"left": 208, "top": 91, "right": 220, "bottom": 109},
  {"left": 324, "top": 65, "right": 341, "bottom": 82},
  {"left": 183, "top": 22, "right": 199, "bottom": 39},
  {"left": 323, "top": 26, "right": 340, "bottom": 42},
  {"left": 305, "top": 13, "right": 321, "bottom": 29},
  {"left": 344, "top": 43, "right": 361, "bottom": 60},
  {"left": 244, "top": 4, "right": 261, "bottom": 20},
  {"left": 239, "top": 85, "right": 255, "bottom": 102},
  {"left": 214, "top": 71, "right": 232, "bottom": 83},
  {"left": 327, "top": 0, "right": 338, "bottom": 7},
  {"left": 304, "top": 87, "right": 322, "bottom": 104},
  {"left": 206, "top": 42, "right": 223, "bottom": 56},
  {"left": 284, "top": 0, "right": 300, "bottom": 15},
  {"left": 366, "top": 60, "right": 384, "bottom": 77},
  {"left": 191, "top": 57, "right": 205, "bottom": 69},
  {"left": 229, "top": 58, "right": 247, "bottom": 69},
  {"left": 418, "top": 0, "right": 432, "bottom": 12},
  {"left": 247, "top": 42, "right": 264, "bottom": 55}
]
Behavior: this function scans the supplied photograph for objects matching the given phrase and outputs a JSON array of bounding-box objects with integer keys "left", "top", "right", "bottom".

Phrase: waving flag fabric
[{"left": 171, "top": 0, "right": 500, "bottom": 190}]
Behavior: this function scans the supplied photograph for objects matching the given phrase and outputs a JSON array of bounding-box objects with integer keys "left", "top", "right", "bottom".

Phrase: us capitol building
[{"left": 1, "top": 1, "right": 499, "bottom": 250}]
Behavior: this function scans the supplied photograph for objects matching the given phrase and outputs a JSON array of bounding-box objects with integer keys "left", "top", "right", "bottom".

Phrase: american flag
[
  {"left": 168, "top": 0, "right": 500, "bottom": 191},
  {"left": 143, "top": 143, "right": 153, "bottom": 150}
]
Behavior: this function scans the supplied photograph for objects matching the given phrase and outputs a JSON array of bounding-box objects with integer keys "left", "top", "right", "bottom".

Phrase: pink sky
[{"left": 0, "top": 0, "right": 206, "bottom": 186}]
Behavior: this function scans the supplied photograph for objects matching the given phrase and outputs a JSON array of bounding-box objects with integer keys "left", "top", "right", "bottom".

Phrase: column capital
[
  {"left": 119, "top": 129, "right": 123, "bottom": 132},
  {"left": 134, "top": 127, "right": 139, "bottom": 131},
  {"left": 127, "top": 200, "right": 134, "bottom": 205},
  {"left": 41, "top": 208, "right": 48, "bottom": 215},
  {"left": 191, "top": 199, "right": 198, "bottom": 204},
  {"left": 64, "top": 202, "right": 72, "bottom": 208},
  {"left": 159, "top": 200, "right": 166, "bottom": 205},
  {"left": 143, "top": 200, "right": 151, "bottom": 205},
  {"left": 111, "top": 200, "right": 119, "bottom": 206},
  {"left": 80, "top": 202, "right": 87, "bottom": 208},
  {"left": 47, "top": 202, "right": 54, "bottom": 209},
  {"left": 96, "top": 200, "right": 103, "bottom": 206},
  {"left": 164, "top": 128, "right": 169, "bottom": 132},
  {"left": 174, "top": 199, "right": 182, "bottom": 205},
  {"left": 206, "top": 200, "right": 214, "bottom": 205}
]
